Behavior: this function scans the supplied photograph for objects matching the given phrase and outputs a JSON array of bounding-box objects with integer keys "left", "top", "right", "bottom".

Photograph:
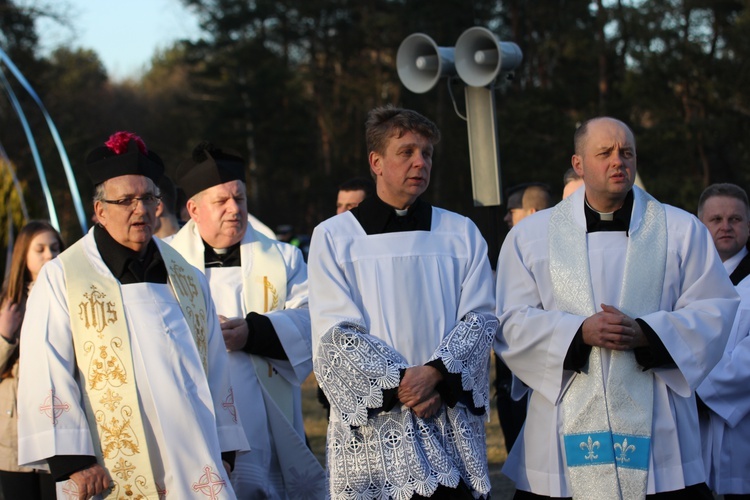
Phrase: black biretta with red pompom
[
  {"left": 177, "top": 141, "right": 246, "bottom": 199},
  {"left": 85, "top": 131, "right": 164, "bottom": 186}
]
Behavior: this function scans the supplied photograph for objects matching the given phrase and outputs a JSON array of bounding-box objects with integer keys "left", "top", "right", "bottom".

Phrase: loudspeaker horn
[
  {"left": 455, "top": 27, "right": 523, "bottom": 87},
  {"left": 396, "top": 33, "right": 455, "bottom": 94}
]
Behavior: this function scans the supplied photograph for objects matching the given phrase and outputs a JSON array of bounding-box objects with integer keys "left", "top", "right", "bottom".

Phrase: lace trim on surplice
[
  {"left": 315, "top": 321, "right": 409, "bottom": 427},
  {"left": 428, "top": 311, "right": 497, "bottom": 413}
]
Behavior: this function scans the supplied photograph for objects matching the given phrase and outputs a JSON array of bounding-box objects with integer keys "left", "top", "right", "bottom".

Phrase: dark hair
[
  {"left": 338, "top": 177, "right": 375, "bottom": 198},
  {"left": 365, "top": 105, "right": 441, "bottom": 156},
  {"left": 698, "top": 183, "right": 750, "bottom": 219},
  {"left": 3, "top": 221, "right": 63, "bottom": 304},
  {"left": 1, "top": 220, "right": 63, "bottom": 379}
]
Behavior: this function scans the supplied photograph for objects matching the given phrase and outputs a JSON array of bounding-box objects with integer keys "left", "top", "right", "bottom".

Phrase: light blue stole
[{"left": 550, "top": 187, "right": 666, "bottom": 499}]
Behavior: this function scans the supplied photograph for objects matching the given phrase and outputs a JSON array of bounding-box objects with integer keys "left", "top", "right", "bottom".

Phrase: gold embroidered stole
[
  {"left": 60, "top": 238, "right": 209, "bottom": 499},
  {"left": 170, "top": 221, "right": 293, "bottom": 421},
  {"left": 157, "top": 241, "right": 209, "bottom": 373},
  {"left": 550, "top": 188, "right": 666, "bottom": 500},
  {"left": 240, "top": 233, "right": 293, "bottom": 422}
]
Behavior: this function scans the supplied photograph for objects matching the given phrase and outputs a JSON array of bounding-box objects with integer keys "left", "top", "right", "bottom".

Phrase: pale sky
[{"left": 35, "top": 0, "right": 202, "bottom": 81}]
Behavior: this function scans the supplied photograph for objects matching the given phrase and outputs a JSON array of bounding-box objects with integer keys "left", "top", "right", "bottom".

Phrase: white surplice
[
  {"left": 309, "top": 207, "right": 496, "bottom": 499},
  {"left": 495, "top": 186, "right": 739, "bottom": 497},
  {"left": 696, "top": 262, "right": 750, "bottom": 495},
  {"left": 17, "top": 231, "right": 248, "bottom": 499},
  {"left": 169, "top": 223, "right": 321, "bottom": 500}
]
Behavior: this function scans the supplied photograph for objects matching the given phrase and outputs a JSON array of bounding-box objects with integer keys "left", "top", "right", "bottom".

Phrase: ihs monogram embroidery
[
  {"left": 78, "top": 285, "right": 117, "bottom": 334},
  {"left": 169, "top": 262, "right": 199, "bottom": 301}
]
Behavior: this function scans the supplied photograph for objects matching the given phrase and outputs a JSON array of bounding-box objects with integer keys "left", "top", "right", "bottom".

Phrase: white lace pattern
[{"left": 316, "top": 314, "right": 495, "bottom": 499}]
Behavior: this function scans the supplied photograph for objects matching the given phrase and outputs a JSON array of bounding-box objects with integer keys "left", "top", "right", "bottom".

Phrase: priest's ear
[
  {"left": 185, "top": 197, "right": 200, "bottom": 222},
  {"left": 369, "top": 151, "right": 383, "bottom": 178},
  {"left": 93, "top": 200, "right": 107, "bottom": 226},
  {"left": 571, "top": 154, "right": 584, "bottom": 178}
]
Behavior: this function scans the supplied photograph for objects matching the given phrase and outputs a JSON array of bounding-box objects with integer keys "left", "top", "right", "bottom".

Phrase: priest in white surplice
[
  {"left": 17, "top": 131, "right": 248, "bottom": 499},
  {"left": 695, "top": 183, "right": 750, "bottom": 498},
  {"left": 169, "top": 142, "right": 323, "bottom": 499},
  {"left": 495, "top": 117, "right": 739, "bottom": 499},
  {"left": 308, "top": 106, "right": 497, "bottom": 500}
]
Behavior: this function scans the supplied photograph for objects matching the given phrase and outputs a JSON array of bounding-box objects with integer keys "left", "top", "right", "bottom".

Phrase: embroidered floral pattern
[
  {"left": 84, "top": 340, "right": 128, "bottom": 391},
  {"left": 96, "top": 407, "right": 141, "bottom": 459}
]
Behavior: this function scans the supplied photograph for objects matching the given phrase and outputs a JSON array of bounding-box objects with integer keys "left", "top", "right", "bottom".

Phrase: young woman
[{"left": 0, "top": 221, "right": 63, "bottom": 499}]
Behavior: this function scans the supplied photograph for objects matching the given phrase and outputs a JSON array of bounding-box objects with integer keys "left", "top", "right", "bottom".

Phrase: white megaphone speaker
[
  {"left": 455, "top": 27, "right": 523, "bottom": 87},
  {"left": 397, "top": 33, "right": 455, "bottom": 93}
]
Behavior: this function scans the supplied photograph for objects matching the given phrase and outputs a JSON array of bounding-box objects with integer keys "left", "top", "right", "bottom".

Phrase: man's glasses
[{"left": 101, "top": 194, "right": 162, "bottom": 209}]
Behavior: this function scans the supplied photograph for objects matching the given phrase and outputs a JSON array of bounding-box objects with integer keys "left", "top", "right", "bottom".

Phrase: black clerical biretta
[
  {"left": 85, "top": 131, "right": 164, "bottom": 186},
  {"left": 178, "top": 141, "right": 246, "bottom": 199}
]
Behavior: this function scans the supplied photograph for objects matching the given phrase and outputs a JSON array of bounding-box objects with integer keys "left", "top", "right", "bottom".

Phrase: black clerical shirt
[
  {"left": 94, "top": 224, "right": 167, "bottom": 284},
  {"left": 350, "top": 194, "right": 432, "bottom": 234},
  {"left": 584, "top": 189, "right": 633, "bottom": 234},
  {"left": 203, "top": 239, "right": 241, "bottom": 268}
]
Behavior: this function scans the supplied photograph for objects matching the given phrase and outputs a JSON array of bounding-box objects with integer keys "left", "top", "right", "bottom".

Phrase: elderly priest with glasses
[{"left": 16, "top": 131, "right": 248, "bottom": 499}]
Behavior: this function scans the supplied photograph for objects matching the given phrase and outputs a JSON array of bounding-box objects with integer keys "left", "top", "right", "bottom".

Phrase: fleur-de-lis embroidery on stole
[{"left": 552, "top": 188, "right": 665, "bottom": 499}]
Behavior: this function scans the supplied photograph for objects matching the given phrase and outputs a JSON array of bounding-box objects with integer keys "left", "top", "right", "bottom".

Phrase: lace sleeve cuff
[
  {"left": 314, "top": 322, "right": 409, "bottom": 426},
  {"left": 428, "top": 311, "right": 498, "bottom": 412}
]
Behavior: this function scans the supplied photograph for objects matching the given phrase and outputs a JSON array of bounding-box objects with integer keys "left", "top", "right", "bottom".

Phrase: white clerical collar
[
  {"left": 723, "top": 245, "right": 748, "bottom": 275},
  {"left": 213, "top": 247, "right": 229, "bottom": 255},
  {"left": 584, "top": 198, "right": 615, "bottom": 221},
  {"left": 394, "top": 208, "right": 409, "bottom": 216}
]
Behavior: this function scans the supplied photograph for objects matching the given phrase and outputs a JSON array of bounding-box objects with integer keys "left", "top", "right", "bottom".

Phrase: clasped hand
[
  {"left": 398, "top": 365, "right": 443, "bottom": 419},
  {"left": 582, "top": 304, "right": 648, "bottom": 350}
]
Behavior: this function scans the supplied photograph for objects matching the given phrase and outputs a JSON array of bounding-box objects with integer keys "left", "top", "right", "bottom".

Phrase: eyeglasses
[{"left": 101, "top": 194, "right": 162, "bottom": 208}]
